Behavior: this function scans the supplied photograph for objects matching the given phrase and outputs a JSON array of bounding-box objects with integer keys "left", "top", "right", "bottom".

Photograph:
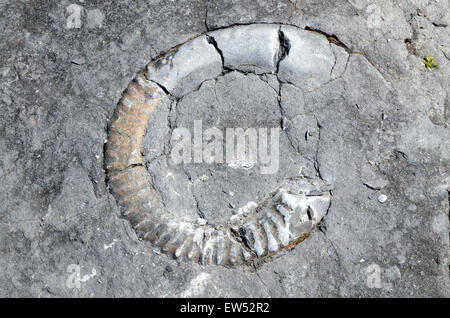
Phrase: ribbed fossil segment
[
  {"left": 232, "top": 183, "right": 331, "bottom": 259},
  {"left": 145, "top": 35, "right": 223, "bottom": 98},
  {"left": 105, "top": 73, "right": 167, "bottom": 172},
  {"left": 208, "top": 24, "right": 280, "bottom": 74},
  {"left": 106, "top": 24, "right": 334, "bottom": 267}
]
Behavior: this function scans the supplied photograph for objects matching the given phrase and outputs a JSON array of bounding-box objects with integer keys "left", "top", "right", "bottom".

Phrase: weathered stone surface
[
  {"left": 364, "top": 179, "right": 390, "bottom": 190},
  {"left": 0, "top": 0, "right": 448, "bottom": 298},
  {"left": 330, "top": 43, "right": 349, "bottom": 80},
  {"left": 209, "top": 24, "right": 280, "bottom": 74},
  {"left": 206, "top": 0, "right": 293, "bottom": 29}
]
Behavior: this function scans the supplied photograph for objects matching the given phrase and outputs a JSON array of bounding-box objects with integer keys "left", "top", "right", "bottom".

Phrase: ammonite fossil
[{"left": 105, "top": 24, "right": 336, "bottom": 266}]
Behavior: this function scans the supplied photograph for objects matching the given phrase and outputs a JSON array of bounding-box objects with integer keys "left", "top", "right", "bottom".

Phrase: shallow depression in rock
[{"left": 142, "top": 71, "right": 316, "bottom": 225}]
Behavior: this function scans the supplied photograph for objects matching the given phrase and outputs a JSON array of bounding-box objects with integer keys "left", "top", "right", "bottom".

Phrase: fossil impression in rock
[{"left": 105, "top": 24, "right": 333, "bottom": 266}]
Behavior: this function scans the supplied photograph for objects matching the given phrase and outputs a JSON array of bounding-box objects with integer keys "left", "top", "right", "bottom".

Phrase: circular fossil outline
[{"left": 105, "top": 24, "right": 334, "bottom": 266}]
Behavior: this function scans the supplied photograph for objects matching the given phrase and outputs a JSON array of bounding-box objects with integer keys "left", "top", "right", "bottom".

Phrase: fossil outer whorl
[{"left": 106, "top": 24, "right": 332, "bottom": 266}]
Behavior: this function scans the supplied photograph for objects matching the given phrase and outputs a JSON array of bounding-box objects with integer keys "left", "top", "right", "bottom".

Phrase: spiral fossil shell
[{"left": 105, "top": 24, "right": 333, "bottom": 266}]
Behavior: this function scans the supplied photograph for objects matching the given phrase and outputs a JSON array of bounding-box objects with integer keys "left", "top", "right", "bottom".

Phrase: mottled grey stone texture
[{"left": 0, "top": 0, "right": 449, "bottom": 297}]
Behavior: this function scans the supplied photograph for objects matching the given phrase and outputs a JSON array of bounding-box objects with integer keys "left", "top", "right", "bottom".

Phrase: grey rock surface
[{"left": 0, "top": 0, "right": 449, "bottom": 297}]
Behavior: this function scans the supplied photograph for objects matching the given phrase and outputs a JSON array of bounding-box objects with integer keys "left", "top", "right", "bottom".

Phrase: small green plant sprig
[{"left": 421, "top": 56, "right": 438, "bottom": 69}]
